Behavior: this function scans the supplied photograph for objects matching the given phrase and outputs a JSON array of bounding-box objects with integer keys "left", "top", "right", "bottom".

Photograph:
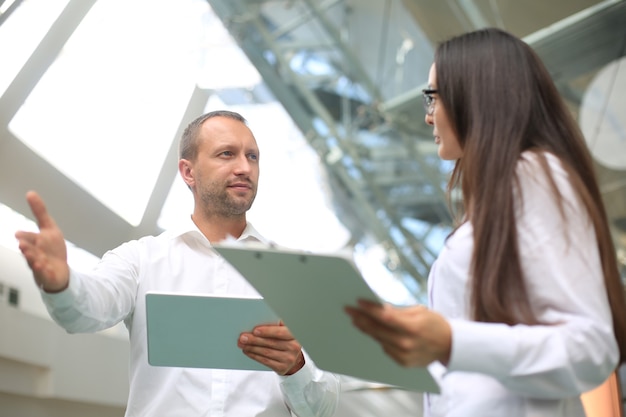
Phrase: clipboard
[
  {"left": 145, "top": 292, "right": 279, "bottom": 371},
  {"left": 212, "top": 243, "right": 440, "bottom": 393}
]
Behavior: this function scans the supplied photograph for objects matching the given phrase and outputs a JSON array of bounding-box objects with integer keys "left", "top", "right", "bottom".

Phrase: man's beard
[{"left": 198, "top": 181, "right": 256, "bottom": 218}]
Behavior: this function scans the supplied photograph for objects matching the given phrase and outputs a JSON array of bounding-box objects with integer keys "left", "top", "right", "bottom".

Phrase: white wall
[{"left": 0, "top": 246, "right": 129, "bottom": 416}]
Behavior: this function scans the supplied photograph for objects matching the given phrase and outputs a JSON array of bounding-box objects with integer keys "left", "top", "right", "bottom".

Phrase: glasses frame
[{"left": 422, "top": 88, "right": 438, "bottom": 115}]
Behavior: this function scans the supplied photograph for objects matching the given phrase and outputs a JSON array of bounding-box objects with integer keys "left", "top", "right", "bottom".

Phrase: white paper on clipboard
[
  {"left": 211, "top": 243, "right": 440, "bottom": 393},
  {"left": 146, "top": 292, "right": 280, "bottom": 371}
]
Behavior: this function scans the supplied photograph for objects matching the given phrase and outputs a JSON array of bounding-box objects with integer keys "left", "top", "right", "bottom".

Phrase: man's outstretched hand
[{"left": 14, "top": 191, "right": 70, "bottom": 293}]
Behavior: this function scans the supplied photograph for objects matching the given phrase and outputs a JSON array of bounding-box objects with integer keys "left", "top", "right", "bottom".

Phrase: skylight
[{"left": 9, "top": 0, "right": 203, "bottom": 225}]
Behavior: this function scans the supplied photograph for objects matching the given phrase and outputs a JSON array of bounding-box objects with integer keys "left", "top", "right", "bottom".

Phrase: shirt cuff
[
  {"left": 40, "top": 269, "right": 81, "bottom": 309},
  {"left": 279, "top": 352, "right": 319, "bottom": 389},
  {"left": 447, "top": 318, "right": 516, "bottom": 376}
]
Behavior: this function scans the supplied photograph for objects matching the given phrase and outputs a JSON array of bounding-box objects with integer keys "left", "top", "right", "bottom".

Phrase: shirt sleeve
[
  {"left": 446, "top": 154, "right": 619, "bottom": 397},
  {"left": 278, "top": 351, "right": 340, "bottom": 417},
  {"left": 40, "top": 241, "right": 140, "bottom": 333}
]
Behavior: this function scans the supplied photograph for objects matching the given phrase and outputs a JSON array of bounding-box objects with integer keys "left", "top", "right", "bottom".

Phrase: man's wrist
[
  {"left": 285, "top": 351, "right": 305, "bottom": 375},
  {"left": 39, "top": 279, "right": 69, "bottom": 294}
]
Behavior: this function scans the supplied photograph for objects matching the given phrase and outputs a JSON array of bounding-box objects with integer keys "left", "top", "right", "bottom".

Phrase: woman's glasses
[{"left": 422, "top": 89, "right": 438, "bottom": 115}]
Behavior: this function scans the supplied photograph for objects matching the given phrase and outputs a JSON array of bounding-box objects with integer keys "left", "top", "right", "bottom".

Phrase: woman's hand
[{"left": 345, "top": 300, "right": 452, "bottom": 367}]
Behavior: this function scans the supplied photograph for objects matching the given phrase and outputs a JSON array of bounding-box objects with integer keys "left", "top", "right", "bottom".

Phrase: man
[{"left": 15, "top": 110, "right": 340, "bottom": 417}]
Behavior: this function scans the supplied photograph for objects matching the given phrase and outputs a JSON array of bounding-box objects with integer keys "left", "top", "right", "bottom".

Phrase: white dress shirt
[
  {"left": 425, "top": 152, "right": 619, "bottom": 417},
  {"left": 41, "top": 219, "right": 339, "bottom": 417}
]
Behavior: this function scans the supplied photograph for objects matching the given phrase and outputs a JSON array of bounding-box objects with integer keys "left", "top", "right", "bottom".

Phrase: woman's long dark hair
[{"left": 435, "top": 28, "right": 626, "bottom": 362}]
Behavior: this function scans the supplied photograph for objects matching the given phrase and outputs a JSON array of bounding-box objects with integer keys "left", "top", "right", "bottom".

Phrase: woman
[{"left": 345, "top": 28, "right": 626, "bottom": 417}]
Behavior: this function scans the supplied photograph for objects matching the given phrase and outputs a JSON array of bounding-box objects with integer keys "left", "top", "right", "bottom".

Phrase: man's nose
[{"left": 233, "top": 154, "right": 252, "bottom": 174}]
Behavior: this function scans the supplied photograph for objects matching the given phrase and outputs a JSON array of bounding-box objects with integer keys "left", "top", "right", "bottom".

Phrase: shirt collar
[{"left": 168, "top": 214, "right": 268, "bottom": 245}]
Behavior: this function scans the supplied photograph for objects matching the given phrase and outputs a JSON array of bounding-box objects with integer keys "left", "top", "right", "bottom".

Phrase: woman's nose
[{"left": 425, "top": 112, "right": 434, "bottom": 126}]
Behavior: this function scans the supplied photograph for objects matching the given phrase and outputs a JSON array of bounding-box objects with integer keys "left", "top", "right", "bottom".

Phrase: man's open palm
[{"left": 15, "top": 191, "right": 70, "bottom": 292}]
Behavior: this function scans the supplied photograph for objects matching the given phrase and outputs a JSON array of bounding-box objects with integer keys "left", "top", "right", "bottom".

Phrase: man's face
[{"left": 185, "top": 116, "right": 260, "bottom": 218}]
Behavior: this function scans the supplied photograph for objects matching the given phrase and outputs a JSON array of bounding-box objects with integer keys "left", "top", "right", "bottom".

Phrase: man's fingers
[
  {"left": 240, "top": 328, "right": 301, "bottom": 353},
  {"left": 15, "top": 230, "right": 37, "bottom": 246},
  {"left": 26, "top": 191, "right": 56, "bottom": 230},
  {"left": 253, "top": 323, "right": 293, "bottom": 340}
]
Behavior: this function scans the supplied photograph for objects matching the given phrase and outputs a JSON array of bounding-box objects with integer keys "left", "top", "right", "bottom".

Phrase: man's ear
[{"left": 179, "top": 159, "right": 194, "bottom": 188}]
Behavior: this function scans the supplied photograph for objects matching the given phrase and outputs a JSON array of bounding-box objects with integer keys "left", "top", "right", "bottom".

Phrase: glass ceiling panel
[
  {"left": 0, "top": 0, "right": 69, "bottom": 97},
  {"left": 8, "top": 0, "right": 205, "bottom": 225},
  {"left": 195, "top": 8, "right": 262, "bottom": 90},
  {"left": 1, "top": 0, "right": 421, "bottom": 306}
]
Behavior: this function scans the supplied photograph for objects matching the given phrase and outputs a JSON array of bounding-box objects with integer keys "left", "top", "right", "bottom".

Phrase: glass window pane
[
  {"left": 0, "top": 0, "right": 69, "bottom": 96},
  {"left": 9, "top": 0, "right": 206, "bottom": 225}
]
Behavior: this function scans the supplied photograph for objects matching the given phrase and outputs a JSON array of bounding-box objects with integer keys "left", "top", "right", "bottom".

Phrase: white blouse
[{"left": 425, "top": 152, "right": 618, "bottom": 417}]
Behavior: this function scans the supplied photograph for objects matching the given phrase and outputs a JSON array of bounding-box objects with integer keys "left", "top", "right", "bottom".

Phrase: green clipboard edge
[
  {"left": 146, "top": 292, "right": 280, "bottom": 371},
  {"left": 212, "top": 243, "right": 440, "bottom": 393}
]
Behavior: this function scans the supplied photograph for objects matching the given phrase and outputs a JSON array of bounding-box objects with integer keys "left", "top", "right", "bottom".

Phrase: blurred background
[{"left": 0, "top": 0, "right": 625, "bottom": 415}]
